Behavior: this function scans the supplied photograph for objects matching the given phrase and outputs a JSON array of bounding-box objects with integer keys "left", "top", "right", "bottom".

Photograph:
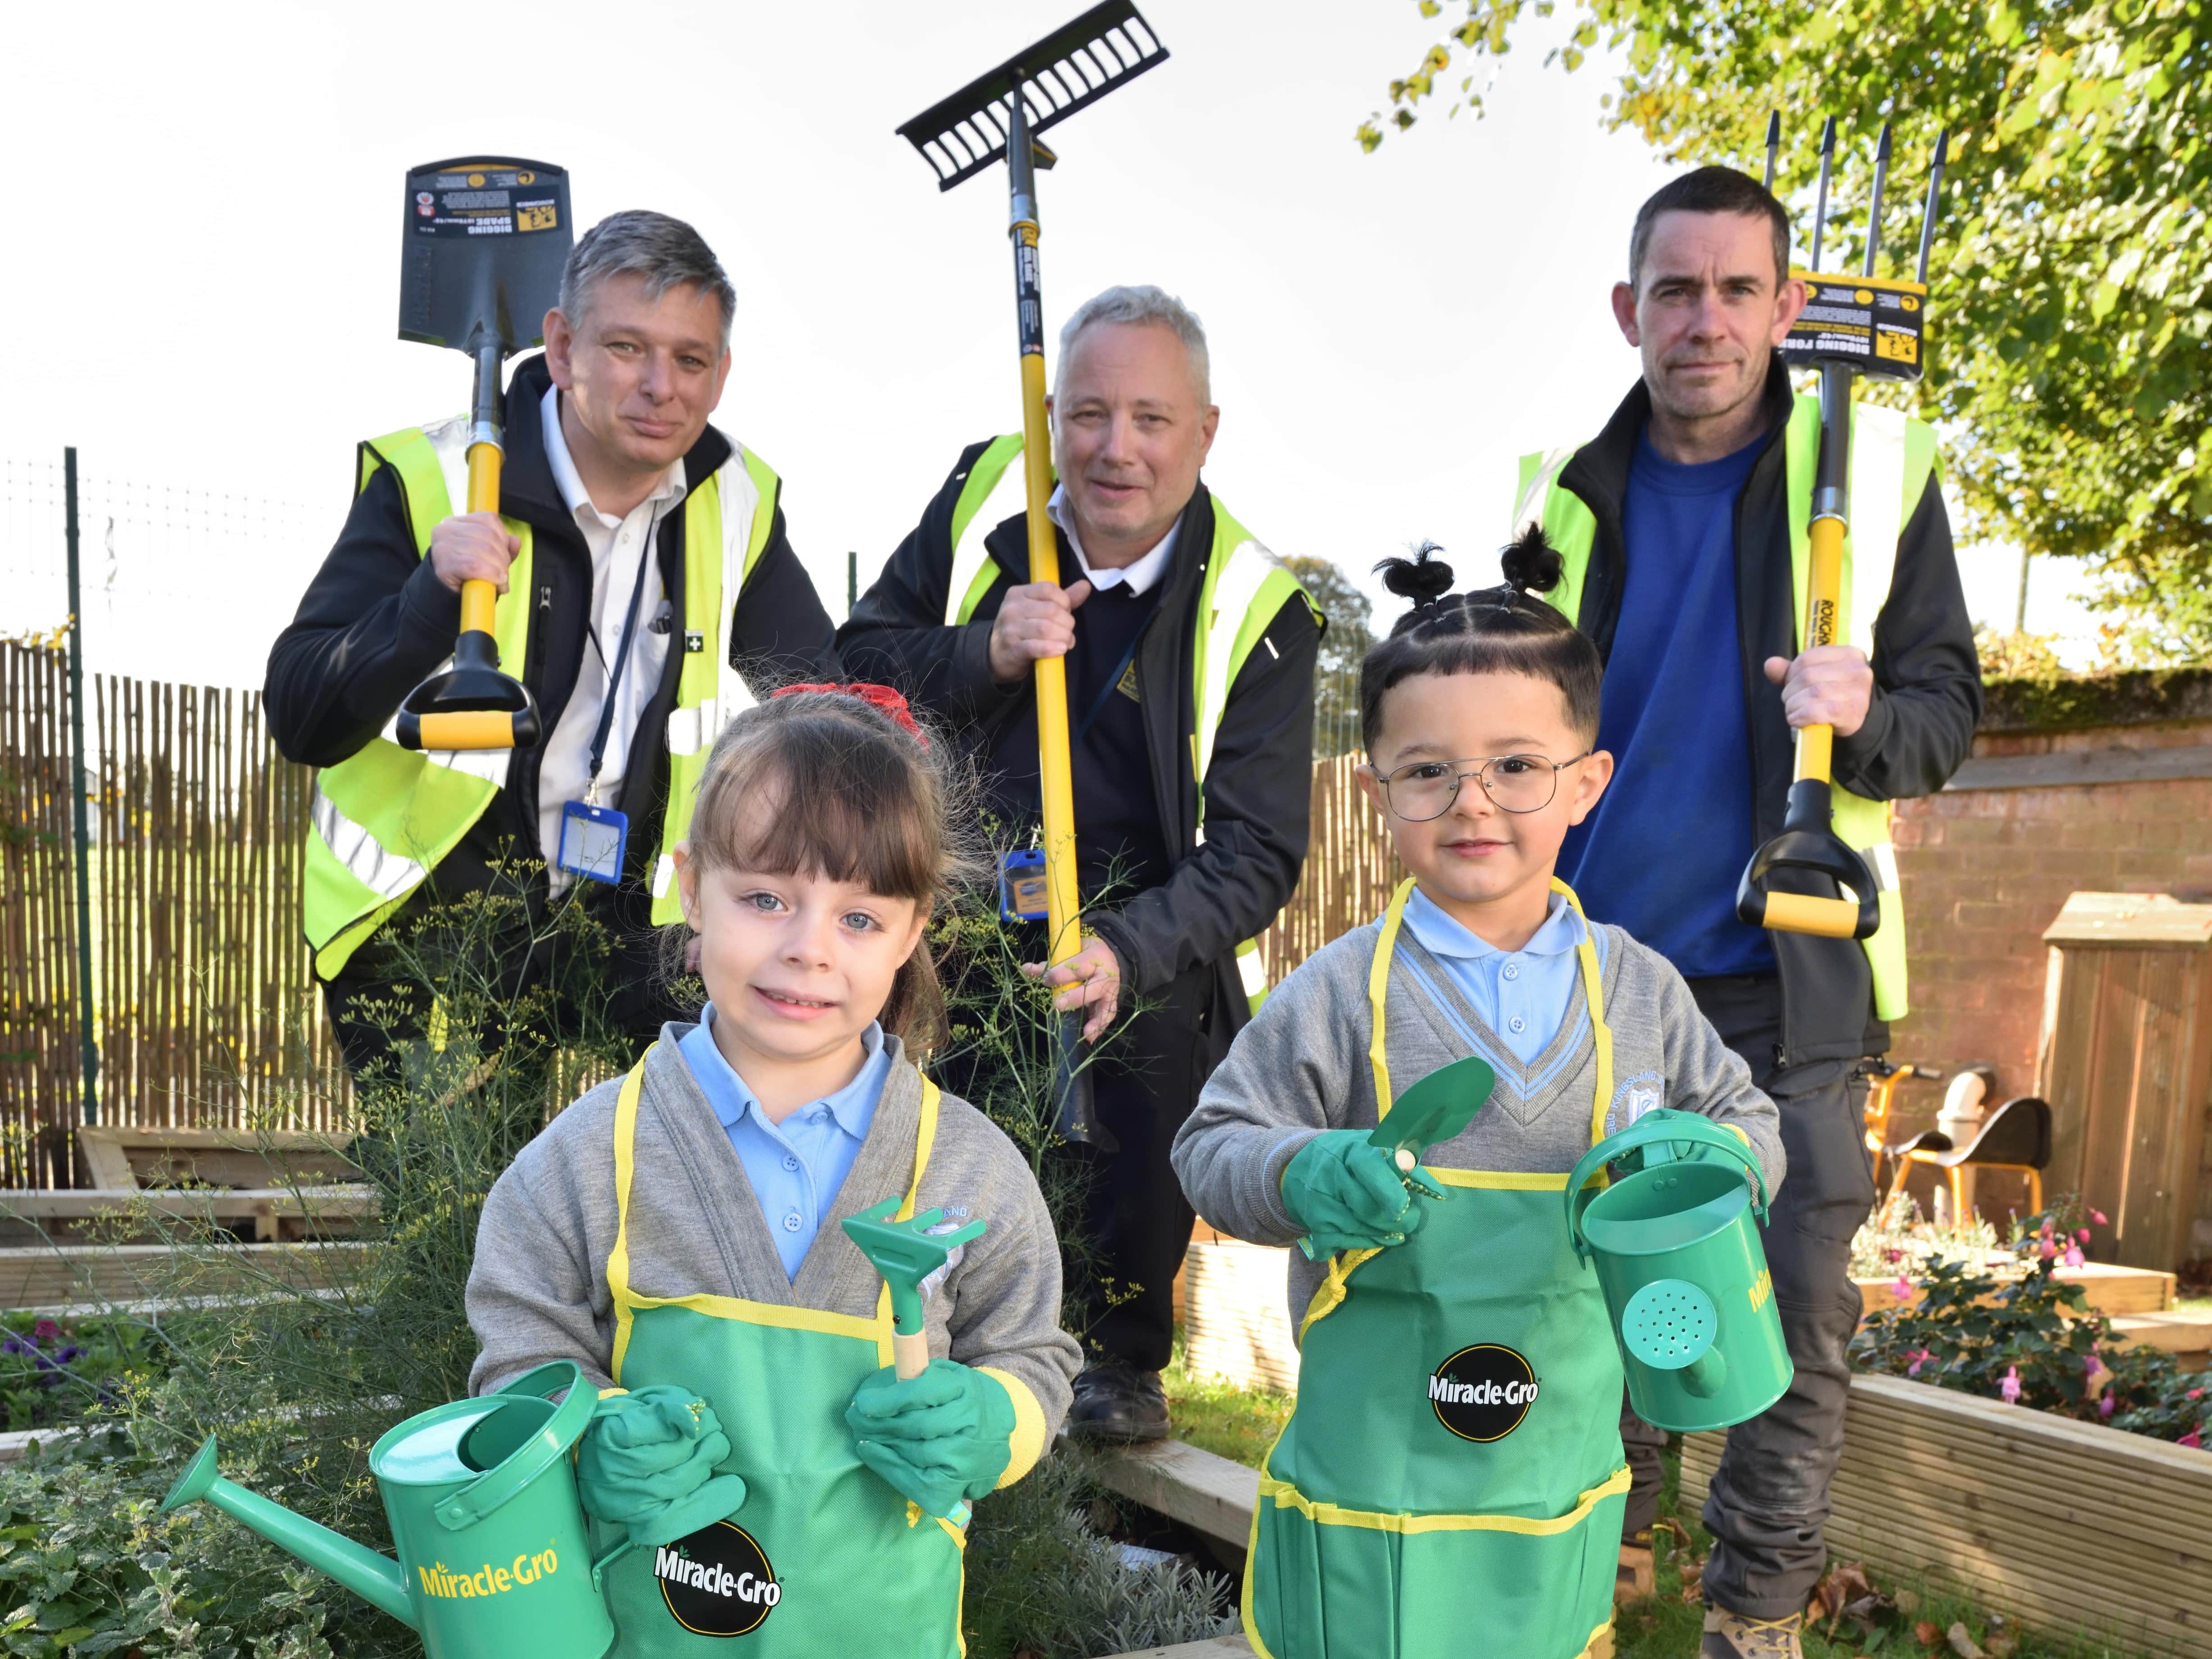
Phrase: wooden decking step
[
  {"left": 1088, "top": 1437, "right": 1259, "bottom": 1551},
  {"left": 2109, "top": 1304, "right": 2212, "bottom": 1358}
]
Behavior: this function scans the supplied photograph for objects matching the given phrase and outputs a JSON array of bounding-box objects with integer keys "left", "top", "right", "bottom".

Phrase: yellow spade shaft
[
  {"left": 457, "top": 439, "right": 503, "bottom": 640},
  {"left": 1013, "top": 225, "right": 1081, "bottom": 970}
]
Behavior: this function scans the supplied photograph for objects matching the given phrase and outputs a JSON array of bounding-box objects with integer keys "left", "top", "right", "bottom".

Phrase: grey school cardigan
[
  {"left": 466, "top": 1027, "right": 1081, "bottom": 1434},
  {"left": 1171, "top": 910, "right": 1787, "bottom": 1333}
]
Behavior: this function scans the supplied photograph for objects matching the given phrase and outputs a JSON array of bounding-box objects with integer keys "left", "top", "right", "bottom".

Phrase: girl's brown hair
[{"left": 680, "top": 688, "right": 983, "bottom": 1050}]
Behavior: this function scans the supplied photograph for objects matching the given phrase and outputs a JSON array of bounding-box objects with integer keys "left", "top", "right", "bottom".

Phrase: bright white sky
[{"left": 0, "top": 0, "right": 2095, "bottom": 687}]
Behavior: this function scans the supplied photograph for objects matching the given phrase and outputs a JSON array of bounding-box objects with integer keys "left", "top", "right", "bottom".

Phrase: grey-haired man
[
  {"left": 840, "top": 286, "right": 1322, "bottom": 1439},
  {"left": 268, "top": 210, "right": 836, "bottom": 1071}
]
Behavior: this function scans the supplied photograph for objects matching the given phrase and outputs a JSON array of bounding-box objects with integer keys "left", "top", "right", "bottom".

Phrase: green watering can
[
  {"left": 162, "top": 1360, "right": 635, "bottom": 1659},
  {"left": 1566, "top": 1109, "right": 1792, "bottom": 1433}
]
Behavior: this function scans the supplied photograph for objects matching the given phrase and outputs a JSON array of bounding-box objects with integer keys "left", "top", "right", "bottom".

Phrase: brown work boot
[
  {"left": 1614, "top": 1531, "right": 1654, "bottom": 1606},
  {"left": 1701, "top": 1607, "right": 1804, "bottom": 1658}
]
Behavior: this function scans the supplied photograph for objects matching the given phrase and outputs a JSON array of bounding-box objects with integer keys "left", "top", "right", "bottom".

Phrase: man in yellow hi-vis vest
[
  {"left": 1511, "top": 170, "right": 1981, "bottom": 1657},
  {"left": 266, "top": 211, "right": 835, "bottom": 1072},
  {"left": 840, "top": 286, "right": 1321, "bottom": 1444}
]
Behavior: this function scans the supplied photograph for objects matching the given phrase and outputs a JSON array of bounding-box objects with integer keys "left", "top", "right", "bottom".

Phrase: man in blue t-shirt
[{"left": 1527, "top": 168, "right": 1981, "bottom": 1656}]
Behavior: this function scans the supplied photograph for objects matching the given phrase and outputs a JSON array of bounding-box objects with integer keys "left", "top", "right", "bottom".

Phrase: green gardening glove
[
  {"left": 1281, "top": 1129, "right": 1446, "bottom": 1260},
  {"left": 576, "top": 1384, "right": 748, "bottom": 1546},
  {"left": 844, "top": 1360, "right": 1016, "bottom": 1520}
]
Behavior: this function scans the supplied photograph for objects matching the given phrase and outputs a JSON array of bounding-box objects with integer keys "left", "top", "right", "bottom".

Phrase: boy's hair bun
[
  {"left": 1373, "top": 541, "right": 1456, "bottom": 607},
  {"left": 1499, "top": 525, "right": 1564, "bottom": 596}
]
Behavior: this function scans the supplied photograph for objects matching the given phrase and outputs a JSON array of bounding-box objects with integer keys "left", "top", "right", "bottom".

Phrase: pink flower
[
  {"left": 2039, "top": 1240, "right": 2058, "bottom": 1260},
  {"left": 2084, "top": 1353, "right": 2106, "bottom": 1378},
  {"left": 1884, "top": 1247, "right": 1904, "bottom": 1265},
  {"left": 2091, "top": 1209, "right": 2108, "bottom": 1225},
  {"left": 2062, "top": 1245, "right": 2085, "bottom": 1267},
  {"left": 2099, "top": 1394, "right": 2116, "bottom": 1419},
  {"left": 30, "top": 1319, "right": 59, "bottom": 1342},
  {"left": 1907, "top": 1348, "right": 1930, "bottom": 1378},
  {"left": 2190, "top": 1389, "right": 2205, "bottom": 1401},
  {"left": 2180, "top": 1428, "right": 2203, "bottom": 1450},
  {"left": 2000, "top": 1366, "right": 2022, "bottom": 1404},
  {"left": 1891, "top": 1275, "right": 1915, "bottom": 1301},
  {"left": 2076, "top": 1228, "right": 2092, "bottom": 1243},
  {"left": 2040, "top": 1219, "right": 2055, "bottom": 1237}
]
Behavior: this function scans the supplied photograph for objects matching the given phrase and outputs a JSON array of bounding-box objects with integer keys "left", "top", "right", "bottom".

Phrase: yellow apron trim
[
  {"left": 607, "top": 1049, "right": 944, "bottom": 1380},
  {"left": 1582, "top": 1616, "right": 1617, "bottom": 1659},
  {"left": 1428, "top": 1168, "right": 1572, "bottom": 1191},
  {"left": 1240, "top": 1411, "right": 1295, "bottom": 1659},
  {"left": 1256, "top": 1461, "right": 1631, "bottom": 1537},
  {"left": 1301, "top": 878, "right": 1613, "bottom": 1344},
  {"left": 1551, "top": 878, "right": 1613, "bottom": 1147},
  {"left": 977, "top": 1367, "right": 1048, "bottom": 1490}
]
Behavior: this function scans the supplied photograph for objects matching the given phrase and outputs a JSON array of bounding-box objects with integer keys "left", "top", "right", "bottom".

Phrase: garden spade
[
  {"left": 392, "top": 157, "right": 572, "bottom": 753},
  {"left": 1737, "top": 119, "right": 1947, "bottom": 941},
  {"left": 896, "top": 4, "right": 1168, "bottom": 1150},
  {"left": 1370, "top": 1054, "right": 1494, "bottom": 1197}
]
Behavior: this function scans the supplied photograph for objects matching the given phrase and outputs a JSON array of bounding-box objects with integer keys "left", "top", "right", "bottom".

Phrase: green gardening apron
[
  {"left": 599, "top": 1052, "right": 966, "bottom": 1656},
  {"left": 1245, "top": 878, "right": 1629, "bottom": 1659}
]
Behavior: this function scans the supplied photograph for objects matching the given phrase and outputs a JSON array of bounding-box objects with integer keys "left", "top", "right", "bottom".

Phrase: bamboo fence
[
  {"left": 0, "top": 643, "right": 343, "bottom": 1186},
  {"left": 1252, "top": 751, "right": 1405, "bottom": 987}
]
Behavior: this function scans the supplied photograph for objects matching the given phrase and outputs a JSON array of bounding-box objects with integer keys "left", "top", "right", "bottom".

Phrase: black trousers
[
  {"left": 1074, "top": 963, "right": 1213, "bottom": 1373},
  {"left": 1623, "top": 972, "right": 1874, "bottom": 1618}
]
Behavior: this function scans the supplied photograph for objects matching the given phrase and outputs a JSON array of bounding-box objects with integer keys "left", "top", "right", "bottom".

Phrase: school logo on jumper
[
  {"left": 657, "top": 1521, "right": 780, "bottom": 1637},
  {"left": 1604, "top": 1071, "right": 1666, "bottom": 1138},
  {"left": 1429, "top": 1344, "right": 1539, "bottom": 1442}
]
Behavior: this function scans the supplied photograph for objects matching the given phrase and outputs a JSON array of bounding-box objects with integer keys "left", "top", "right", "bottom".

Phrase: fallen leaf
[
  {"left": 1816, "top": 1563, "right": 1879, "bottom": 1632},
  {"left": 1657, "top": 1516, "right": 1695, "bottom": 1552},
  {"left": 1947, "top": 1621, "right": 1984, "bottom": 1659},
  {"left": 1895, "top": 1589, "right": 1922, "bottom": 1617},
  {"left": 1916, "top": 1620, "right": 1943, "bottom": 1648},
  {"left": 1679, "top": 1556, "right": 1705, "bottom": 1605},
  {"left": 1985, "top": 1635, "right": 2017, "bottom": 1658}
]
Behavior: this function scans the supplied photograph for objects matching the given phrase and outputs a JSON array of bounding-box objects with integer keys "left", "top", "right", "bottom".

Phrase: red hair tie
[{"left": 771, "top": 681, "right": 929, "bottom": 748}]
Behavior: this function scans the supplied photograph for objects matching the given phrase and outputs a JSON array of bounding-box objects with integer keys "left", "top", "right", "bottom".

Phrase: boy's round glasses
[{"left": 1376, "top": 752, "right": 1592, "bottom": 820}]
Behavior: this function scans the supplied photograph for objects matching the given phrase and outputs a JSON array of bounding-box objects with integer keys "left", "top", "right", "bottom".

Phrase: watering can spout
[{"left": 162, "top": 1437, "right": 418, "bottom": 1630}]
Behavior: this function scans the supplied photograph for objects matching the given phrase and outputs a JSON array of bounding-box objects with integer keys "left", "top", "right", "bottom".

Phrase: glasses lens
[
  {"left": 1480, "top": 755, "right": 1560, "bottom": 813},
  {"left": 1385, "top": 762, "right": 1459, "bottom": 821}
]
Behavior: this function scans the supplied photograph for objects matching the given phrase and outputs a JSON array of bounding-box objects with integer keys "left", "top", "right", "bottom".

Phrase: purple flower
[
  {"left": 2000, "top": 1366, "right": 2022, "bottom": 1404},
  {"left": 2099, "top": 1394, "right": 2116, "bottom": 1419},
  {"left": 0, "top": 1335, "right": 27, "bottom": 1357},
  {"left": 2084, "top": 1353, "right": 2106, "bottom": 1378},
  {"left": 54, "top": 1346, "right": 81, "bottom": 1366},
  {"left": 2062, "top": 1245, "right": 2085, "bottom": 1267}
]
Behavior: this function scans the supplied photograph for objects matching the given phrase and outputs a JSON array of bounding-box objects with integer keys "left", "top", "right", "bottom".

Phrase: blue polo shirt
[
  {"left": 1401, "top": 886, "right": 1587, "bottom": 1063},
  {"left": 677, "top": 1009, "right": 893, "bottom": 1280},
  {"left": 1558, "top": 430, "right": 1777, "bottom": 979}
]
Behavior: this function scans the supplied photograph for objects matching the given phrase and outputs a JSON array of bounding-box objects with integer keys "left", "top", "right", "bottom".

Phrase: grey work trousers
[{"left": 1624, "top": 972, "right": 1875, "bottom": 1618}]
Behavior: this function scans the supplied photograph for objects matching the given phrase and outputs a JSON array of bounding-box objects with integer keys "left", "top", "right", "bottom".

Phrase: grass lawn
[{"left": 1163, "top": 1330, "right": 2152, "bottom": 1659}]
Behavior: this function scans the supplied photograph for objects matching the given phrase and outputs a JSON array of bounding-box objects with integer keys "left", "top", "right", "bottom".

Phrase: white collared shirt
[
  {"left": 1046, "top": 483, "right": 1179, "bottom": 595},
  {"left": 535, "top": 385, "right": 687, "bottom": 888}
]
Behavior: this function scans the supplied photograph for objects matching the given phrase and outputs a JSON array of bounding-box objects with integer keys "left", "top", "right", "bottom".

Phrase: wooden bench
[
  {"left": 74, "top": 1127, "right": 360, "bottom": 1192},
  {"left": 1, "top": 1128, "right": 372, "bottom": 1243},
  {"left": 0, "top": 1240, "right": 367, "bottom": 1310},
  {"left": 0, "top": 1188, "right": 376, "bottom": 1243}
]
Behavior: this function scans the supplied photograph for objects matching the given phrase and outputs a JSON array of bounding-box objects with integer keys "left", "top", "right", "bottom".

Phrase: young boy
[{"left": 1172, "top": 537, "right": 1785, "bottom": 1659}]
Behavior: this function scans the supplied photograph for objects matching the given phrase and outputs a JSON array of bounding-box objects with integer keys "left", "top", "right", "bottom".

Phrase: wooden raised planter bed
[{"left": 1681, "top": 1372, "right": 2212, "bottom": 1657}]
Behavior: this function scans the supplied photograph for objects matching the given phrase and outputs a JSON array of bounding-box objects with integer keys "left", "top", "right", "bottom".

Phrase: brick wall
[{"left": 1886, "top": 669, "right": 2212, "bottom": 1149}]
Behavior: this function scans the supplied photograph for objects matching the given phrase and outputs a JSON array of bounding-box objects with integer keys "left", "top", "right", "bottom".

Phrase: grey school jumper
[
  {"left": 1172, "top": 909, "right": 1786, "bottom": 1332},
  {"left": 467, "top": 1027, "right": 1082, "bottom": 1432}
]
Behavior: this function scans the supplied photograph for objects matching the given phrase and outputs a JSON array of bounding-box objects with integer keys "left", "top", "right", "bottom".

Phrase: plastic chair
[
  {"left": 1862, "top": 1059, "right": 1943, "bottom": 1194},
  {"left": 1882, "top": 1094, "right": 2053, "bottom": 1221}
]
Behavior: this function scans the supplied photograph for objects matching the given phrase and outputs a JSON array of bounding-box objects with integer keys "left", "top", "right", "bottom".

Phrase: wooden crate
[
  {"left": 2036, "top": 893, "right": 2212, "bottom": 1271},
  {"left": 1682, "top": 1372, "right": 2212, "bottom": 1656},
  {"left": 0, "top": 1241, "right": 365, "bottom": 1310},
  {"left": 1855, "top": 1260, "right": 2176, "bottom": 1318},
  {"left": 75, "top": 1126, "right": 359, "bottom": 1191},
  {"left": 1182, "top": 1239, "right": 1299, "bottom": 1395}
]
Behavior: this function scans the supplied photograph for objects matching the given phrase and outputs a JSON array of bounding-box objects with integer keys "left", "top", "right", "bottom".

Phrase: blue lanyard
[{"left": 584, "top": 507, "right": 660, "bottom": 804}]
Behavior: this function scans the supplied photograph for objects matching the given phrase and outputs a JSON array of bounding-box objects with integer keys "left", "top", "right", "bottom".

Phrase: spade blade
[{"left": 399, "top": 156, "right": 572, "bottom": 357}]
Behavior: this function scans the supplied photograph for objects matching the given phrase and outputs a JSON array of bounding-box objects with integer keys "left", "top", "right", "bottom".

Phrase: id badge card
[
  {"left": 558, "top": 801, "right": 629, "bottom": 886},
  {"left": 998, "top": 848, "right": 1049, "bottom": 922}
]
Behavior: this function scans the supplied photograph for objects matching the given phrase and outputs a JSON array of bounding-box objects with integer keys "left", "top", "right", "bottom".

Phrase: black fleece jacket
[
  {"left": 1553, "top": 361, "right": 1981, "bottom": 1065},
  {"left": 264, "top": 353, "right": 836, "bottom": 909},
  {"left": 838, "top": 442, "right": 1320, "bottom": 1063}
]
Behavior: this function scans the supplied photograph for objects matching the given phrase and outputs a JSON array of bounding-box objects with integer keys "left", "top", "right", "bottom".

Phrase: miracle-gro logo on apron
[
  {"left": 657, "top": 1520, "right": 780, "bottom": 1637},
  {"left": 1429, "top": 1345, "right": 1540, "bottom": 1442}
]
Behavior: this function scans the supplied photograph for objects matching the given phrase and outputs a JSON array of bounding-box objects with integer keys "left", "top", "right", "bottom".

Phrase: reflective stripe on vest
[
  {"left": 304, "top": 420, "right": 777, "bottom": 978},
  {"left": 1513, "top": 391, "right": 1936, "bottom": 1021},
  {"left": 648, "top": 444, "right": 780, "bottom": 925},
  {"left": 942, "top": 435, "right": 1319, "bottom": 1011}
]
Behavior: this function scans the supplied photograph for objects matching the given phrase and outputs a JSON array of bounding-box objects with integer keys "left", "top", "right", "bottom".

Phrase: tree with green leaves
[
  {"left": 1362, "top": 0, "right": 2212, "bottom": 662},
  {"left": 1281, "top": 554, "right": 1374, "bottom": 755}
]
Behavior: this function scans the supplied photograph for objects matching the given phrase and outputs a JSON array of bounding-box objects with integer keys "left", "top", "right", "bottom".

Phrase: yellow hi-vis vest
[
  {"left": 1511, "top": 392, "right": 1938, "bottom": 1022},
  {"left": 301, "top": 416, "right": 780, "bottom": 980},
  {"left": 945, "top": 433, "right": 1318, "bottom": 1011}
]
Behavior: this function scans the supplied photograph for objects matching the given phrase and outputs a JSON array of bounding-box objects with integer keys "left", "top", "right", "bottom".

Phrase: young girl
[
  {"left": 467, "top": 684, "right": 1081, "bottom": 1657},
  {"left": 1172, "top": 536, "right": 1785, "bottom": 1659}
]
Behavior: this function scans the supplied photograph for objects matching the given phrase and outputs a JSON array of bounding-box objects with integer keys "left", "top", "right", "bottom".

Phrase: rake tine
[
  {"left": 1761, "top": 110, "right": 1781, "bottom": 194},
  {"left": 1915, "top": 131, "right": 1949, "bottom": 286},
  {"left": 1810, "top": 116, "right": 1838, "bottom": 271}
]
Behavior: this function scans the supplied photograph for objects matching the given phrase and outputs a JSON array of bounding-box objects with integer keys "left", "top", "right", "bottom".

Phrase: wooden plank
[
  {"left": 1682, "top": 1373, "right": 2212, "bottom": 1657},
  {"left": 2042, "top": 891, "right": 2212, "bottom": 948},
  {"left": 2110, "top": 1307, "right": 2212, "bottom": 1355},
  {"left": 1855, "top": 1261, "right": 2175, "bottom": 1319},
  {"left": 1183, "top": 1241, "right": 1299, "bottom": 1396},
  {"left": 1089, "top": 1437, "right": 1260, "bottom": 1550},
  {"left": 1947, "top": 745, "right": 2212, "bottom": 793}
]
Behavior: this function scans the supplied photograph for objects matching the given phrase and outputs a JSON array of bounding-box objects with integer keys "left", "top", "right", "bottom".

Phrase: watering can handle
[
  {"left": 432, "top": 1360, "right": 599, "bottom": 1532},
  {"left": 1564, "top": 1109, "right": 1772, "bottom": 1262}
]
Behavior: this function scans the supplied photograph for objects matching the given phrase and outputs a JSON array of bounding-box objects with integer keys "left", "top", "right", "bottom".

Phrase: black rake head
[{"left": 896, "top": 0, "right": 1168, "bottom": 191}]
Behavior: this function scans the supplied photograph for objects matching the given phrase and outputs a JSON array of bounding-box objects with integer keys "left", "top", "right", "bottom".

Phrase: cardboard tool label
[
  {"left": 411, "top": 164, "right": 562, "bottom": 239},
  {"left": 1781, "top": 271, "right": 1928, "bottom": 381}
]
